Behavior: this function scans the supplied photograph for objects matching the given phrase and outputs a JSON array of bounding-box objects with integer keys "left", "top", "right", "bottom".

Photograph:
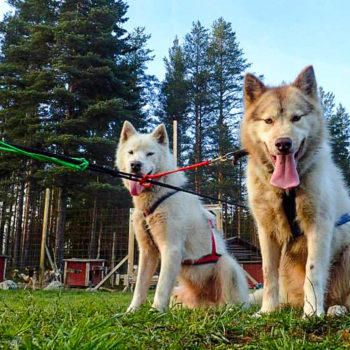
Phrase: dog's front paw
[
  {"left": 151, "top": 302, "right": 168, "bottom": 312},
  {"left": 253, "top": 305, "right": 276, "bottom": 318},
  {"left": 126, "top": 304, "right": 139, "bottom": 313},
  {"left": 327, "top": 305, "right": 347, "bottom": 317},
  {"left": 303, "top": 304, "right": 324, "bottom": 318},
  {"left": 259, "top": 300, "right": 279, "bottom": 314}
]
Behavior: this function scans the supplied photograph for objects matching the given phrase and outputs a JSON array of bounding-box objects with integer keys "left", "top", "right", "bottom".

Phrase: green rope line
[{"left": 0, "top": 141, "right": 89, "bottom": 171}]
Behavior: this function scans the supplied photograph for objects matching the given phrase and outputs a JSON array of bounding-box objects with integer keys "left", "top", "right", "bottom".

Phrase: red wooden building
[
  {"left": 64, "top": 259, "right": 105, "bottom": 288},
  {"left": 227, "top": 237, "right": 263, "bottom": 288}
]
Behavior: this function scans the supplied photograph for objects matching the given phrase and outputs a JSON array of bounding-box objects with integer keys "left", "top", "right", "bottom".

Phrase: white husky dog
[
  {"left": 241, "top": 66, "right": 350, "bottom": 317},
  {"left": 116, "top": 121, "right": 249, "bottom": 312}
]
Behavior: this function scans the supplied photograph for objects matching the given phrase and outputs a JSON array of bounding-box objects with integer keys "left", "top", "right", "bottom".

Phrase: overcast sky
[{"left": 1, "top": 0, "right": 350, "bottom": 111}]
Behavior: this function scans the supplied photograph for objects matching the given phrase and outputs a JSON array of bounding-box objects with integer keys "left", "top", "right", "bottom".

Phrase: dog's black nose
[
  {"left": 130, "top": 161, "right": 142, "bottom": 173},
  {"left": 275, "top": 138, "right": 292, "bottom": 154}
]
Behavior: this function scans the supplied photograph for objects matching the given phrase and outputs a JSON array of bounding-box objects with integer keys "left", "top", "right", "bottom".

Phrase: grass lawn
[{"left": 1, "top": 290, "right": 350, "bottom": 349}]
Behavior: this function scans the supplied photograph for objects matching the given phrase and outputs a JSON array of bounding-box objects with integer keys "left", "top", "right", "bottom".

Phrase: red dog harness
[
  {"left": 143, "top": 192, "right": 221, "bottom": 265},
  {"left": 182, "top": 219, "right": 222, "bottom": 266}
]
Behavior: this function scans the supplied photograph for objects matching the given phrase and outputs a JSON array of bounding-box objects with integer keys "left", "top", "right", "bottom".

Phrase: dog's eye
[
  {"left": 128, "top": 150, "right": 133, "bottom": 155},
  {"left": 146, "top": 152, "right": 154, "bottom": 157},
  {"left": 264, "top": 118, "right": 273, "bottom": 124},
  {"left": 292, "top": 115, "right": 302, "bottom": 122}
]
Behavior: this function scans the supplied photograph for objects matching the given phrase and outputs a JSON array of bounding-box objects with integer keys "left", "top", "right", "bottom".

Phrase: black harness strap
[
  {"left": 143, "top": 221, "right": 159, "bottom": 252},
  {"left": 282, "top": 190, "right": 303, "bottom": 240},
  {"left": 143, "top": 190, "right": 179, "bottom": 217},
  {"left": 282, "top": 190, "right": 350, "bottom": 241}
]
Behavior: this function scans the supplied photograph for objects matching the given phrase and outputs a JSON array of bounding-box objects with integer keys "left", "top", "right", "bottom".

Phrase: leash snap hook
[{"left": 139, "top": 174, "right": 153, "bottom": 189}]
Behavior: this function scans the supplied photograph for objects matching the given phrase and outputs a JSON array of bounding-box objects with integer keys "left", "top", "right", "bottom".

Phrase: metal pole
[
  {"left": 39, "top": 188, "right": 51, "bottom": 286},
  {"left": 173, "top": 119, "right": 178, "bottom": 166}
]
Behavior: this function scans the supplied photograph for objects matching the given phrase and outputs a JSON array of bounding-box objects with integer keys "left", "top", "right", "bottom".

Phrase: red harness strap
[
  {"left": 139, "top": 160, "right": 210, "bottom": 189},
  {"left": 182, "top": 220, "right": 222, "bottom": 266}
]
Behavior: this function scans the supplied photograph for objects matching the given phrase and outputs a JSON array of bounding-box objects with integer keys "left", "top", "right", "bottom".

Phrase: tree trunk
[
  {"left": 89, "top": 198, "right": 98, "bottom": 258},
  {"left": 20, "top": 181, "right": 31, "bottom": 269},
  {"left": 96, "top": 212, "right": 103, "bottom": 259},
  {"left": 0, "top": 202, "right": 6, "bottom": 255},
  {"left": 49, "top": 189, "right": 57, "bottom": 251},
  {"left": 4, "top": 217, "right": 11, "bottom": 257},
  {"left": 10, "top": 184, "right": 19, "bottom": 262},
  {"left": 55, "top": 187, "right": 67, "bottom": 273},
  {"left": 4, "top": 180, "right": 15, "bottom": 258},
  {"left": 5, "top": 198, "right": 13, "bottom": 257},
  {"left": 217, "top": 122, "right": 224, "bottom": 201},
  {"left": 22, "top": 185, "right": 40, "bottom": 269},
  {"left": 13, "top": 182, "right": 25, "bottom": 268},
  {"left": 217, "top": 48, "right": 224, "bottom": 201},
  {"left": 194, "top": 98, "right": 200, "bottom": 192}
]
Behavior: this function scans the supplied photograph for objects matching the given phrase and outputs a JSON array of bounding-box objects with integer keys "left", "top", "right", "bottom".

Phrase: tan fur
[
  {"left": 242, "top": 66, "right": 350, "bottom": 317},
  {"left": 116, "top": 122, "right": 249, "bottom": 312}
]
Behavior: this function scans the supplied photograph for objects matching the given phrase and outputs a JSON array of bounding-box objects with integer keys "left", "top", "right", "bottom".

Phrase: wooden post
[
  {"left": 39, "top": 188, "right": 51, "bottom": 286},
  {"left": 92, "top": 255, "right": 128, "bottom": 290},
  {"left": 237, "top": 206, "right": 241, "bottom": 239},
  {"left": 127, "top": 209, "right": 135, "bottom": 281},
  {"left": 110, "top": 231, "right": 116, "bottom": 286},
  {"left": 216, "top": 207, "right": 223, "bottom": 232},
  {"left": 173, "top": 119, "right": 178, "bottom": 166},
  {"left": 238, "top": 161, "right": 242, "bottom": 239},
  {"left": 55, "top": 187, "right": 67, "bottom": 274}
]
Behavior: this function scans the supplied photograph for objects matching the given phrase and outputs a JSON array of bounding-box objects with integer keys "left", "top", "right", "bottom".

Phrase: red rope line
[{"left": 139, "top": 160, "right": 210, "bottom": 188}]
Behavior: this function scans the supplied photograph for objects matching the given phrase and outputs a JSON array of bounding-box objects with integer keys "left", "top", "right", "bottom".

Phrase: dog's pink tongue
[
  {"left": 129, "top": 180, "right": 144, "bottom": 196},
  {"left": 270, "top": 154, "right": 300, "bottom": 189}
]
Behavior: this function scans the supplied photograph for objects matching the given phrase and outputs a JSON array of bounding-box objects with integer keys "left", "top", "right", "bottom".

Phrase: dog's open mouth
[
  {"left": 268, "top": 139, "right": 305, "bottom": 190},
  {"left": 129, "top": 170, "right": 152, "bottom": 196}
]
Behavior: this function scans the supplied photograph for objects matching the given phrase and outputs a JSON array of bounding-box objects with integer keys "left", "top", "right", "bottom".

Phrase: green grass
[{"left": 1, "top": 290, "right": 350, "bottom": 349}]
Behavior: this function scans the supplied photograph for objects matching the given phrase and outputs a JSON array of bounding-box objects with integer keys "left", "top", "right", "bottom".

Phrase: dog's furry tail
[
  {"left": 216, "top": 255, "right": 249, "bottom": 305},
  {"left": 249, "top": 288, "right": 263, "bottom": 306}
]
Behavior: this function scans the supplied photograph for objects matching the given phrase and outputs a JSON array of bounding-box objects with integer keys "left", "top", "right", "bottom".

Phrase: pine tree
[
  {"left": 160, "top": 37, "right": 190, "bottom": 165},
  {"left": 48, "top": 0, "right": 150, "bottom": 266},
  {"left": 125, "top": 26, "right": 158, "bottom": 129},
  {"left": 319, "top": 87, "right": 336, "bottom": 120},
  {"left": 329, "top": 104, "right": 350, "bottom": 187},
  {"left": 319, "top": 87, "right": 350, "bottom": 189},
  {"left": 0, "top": 0, "right": 58, "bottom": 267},
  {"left": 206, "top": 18, "right": 250, "bottom": 200},
  {"left": 0, "top": 0, "right": 154, "bottom": 268},
  {"left": 183, "top": 21, "right": 211, "bottom": 192}
]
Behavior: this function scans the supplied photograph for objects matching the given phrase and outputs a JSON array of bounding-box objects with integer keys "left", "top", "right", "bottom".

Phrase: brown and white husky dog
[{"left": 241, "top": 66, "right": 350, "bottom": 317}]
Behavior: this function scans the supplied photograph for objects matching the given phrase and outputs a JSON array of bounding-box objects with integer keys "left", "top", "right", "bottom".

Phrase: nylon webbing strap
[
  {"left": 282, "top": 190, "right": 304, "bottom": 240},
  {"left": 0, "top": 140, "right": 250, "bottom": 208},
  {"left": 0, "top": 141, "right": 89, "bottom": 171}
]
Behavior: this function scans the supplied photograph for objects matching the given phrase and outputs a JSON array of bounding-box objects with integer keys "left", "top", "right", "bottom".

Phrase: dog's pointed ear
[
  {"left": 293, "top": 66, "right": 317, "bottom": 99},
  {"left": 120, "top": 121, "right": 137, "bottom": 143},
  {"left": 244, "top": 74, "right": 266, "bottom": 109},
  {"left": 151, "top": 124, "right": 168, "bottom": 146}
]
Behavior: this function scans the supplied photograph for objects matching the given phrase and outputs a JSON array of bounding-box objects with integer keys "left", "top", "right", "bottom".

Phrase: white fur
[{"left": 116, "top": 121, "right": 249, "bottom": 312}]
